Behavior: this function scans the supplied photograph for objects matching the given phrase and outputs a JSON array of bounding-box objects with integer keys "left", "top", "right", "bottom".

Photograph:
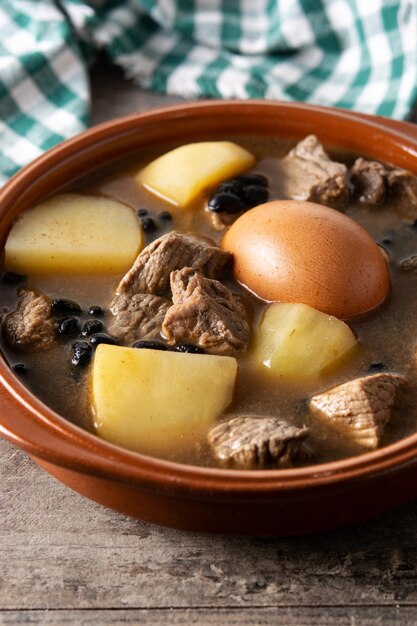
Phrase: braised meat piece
[
  {"left": 280, "top": 135, "right": 348, "bottom": 206},
  {"left": 350, "top": 158, "right": 387, "bottom": 204},
  {"left": 108, "top": 293, "right": 171, "bottom": 344},
  {"left": 162, "top": 268, "right": 249, "bottom": 355},
  {"left": 309, "top": 373, "right": 405, "bottom": 449},
  {"left": 389, "top": 167, "right": 417, "bottom": 209},
  {"left": 3, "top": 289, "right": 55, "bottom": 351},
  {"left": 115, "top": 231, "right": 231, "bottom": 297},
  {"left": 207, "top": 416, "right": 309, "bottom": 468},
  {"left": 350, "top": 158, "right": 417, "bottom": 212},
  {"left": 401, "top": 255, "right": 417, "bottom": 273}
]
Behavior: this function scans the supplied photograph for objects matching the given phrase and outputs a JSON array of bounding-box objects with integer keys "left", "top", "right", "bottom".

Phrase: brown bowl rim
[{"left": 1, "top": 99, "right": 417, "bottom": 497}]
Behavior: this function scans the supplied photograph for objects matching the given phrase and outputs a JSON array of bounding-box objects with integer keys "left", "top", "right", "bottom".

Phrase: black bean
[
  {"left": 71, "top": 341, "right": 92, "bottom": 367},
  {"left": 141, "top": 216, "right": 157, "bottom": 232},
  {"left": 208, "top": 192, "right": 244, "bottom": 214},
  {"left": 218, "top": 180, "right": 244, "bottom": 197},
  {"left": 89, "top": 333, "right": 119, "bottom": 347},
  {"left": 159, "top": 210, "right": 172, "bottom": 221},
  {"left": 12, "top": 363, "right": 26, "bottom": 374},
  {"left": 235, "top": 173, "right": 268, "bottom": 187},
  {"left": 174, "top": 343, "right": 205, "bottom": 354},
  {"left": 137, "top": 208, "right": 148, "bottom": 217},
  {"left": 132, "top": 340, "right": 168, "bottom": 351},
  {"left": 51, "top": 298, "right": 82, "bottom": 316},
  {"left": 368, "top": 362, "right": 387, "bottom": 373},
  {"left": 88, "top": 305, "right": 104, "bottom": 317},
  {"left": 2, "top": 271, "right": 26, "bottom": 285},
  {"left": 56, "top": 316, "right": 79, "bottom": 337},
  {"left": 82, "top": 319, "right": 103, "bottom": 336},
  {"left": 241, "top": 185, "right": 269, "bottom": 207},
  {"left": 381, "top": 238, "right": 393, "bottom": 246}
]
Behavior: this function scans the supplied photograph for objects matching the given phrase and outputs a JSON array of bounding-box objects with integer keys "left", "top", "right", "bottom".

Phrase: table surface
[{"left": 2, "top": 61, "right": 417, "bottom": 626}]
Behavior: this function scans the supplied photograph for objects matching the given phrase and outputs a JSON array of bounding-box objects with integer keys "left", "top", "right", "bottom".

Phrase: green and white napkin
[{"left": 1, "top": 0, "right": 416, "bottom": 186}]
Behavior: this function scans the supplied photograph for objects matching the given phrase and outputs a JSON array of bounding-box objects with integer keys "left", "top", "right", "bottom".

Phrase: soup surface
[{"left": 1, "top": 135, "right": 416, "bottom": 468}]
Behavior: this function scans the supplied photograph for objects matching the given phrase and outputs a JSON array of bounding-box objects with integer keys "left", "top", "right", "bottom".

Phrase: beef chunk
[
  {"left": 207, "top": 416, "right": 309, "bottom": 468},
  {"left": 350, "top": 158, "right": 417, "bottom": 213},
  {"left": 389, "top": 167, "right": 417, "bottom": 209},
  {"left": 3, "top": 289, "right": 55, "bottom": 351},
  {"left": 162, "top": 268, "right": 249, "bottom": 355},
  {"left": 115, "top": 231, "right": 231, "bottom": 297},
  {"left": 350, "top": 158, "right": 387, "bottom": 204},
  {"left": 280, "top": 135, "right": 348, "bottom": 206},
  {"left": 108, "top": 293, "right": 171, "bottom": 344},
  {"left": 401, "top": 254, "right": 417, "bottom": 273},
  {"left": 309, "top": 373, "right": 405, "bottom": 449},
  {"left": 169, "top": 266, "right": 240, "bottom": 305}
]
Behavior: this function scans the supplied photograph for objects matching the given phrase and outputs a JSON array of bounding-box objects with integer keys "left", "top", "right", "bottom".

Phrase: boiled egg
[{"left": 222, "top": 200, "right": 390, "bottom": 320}]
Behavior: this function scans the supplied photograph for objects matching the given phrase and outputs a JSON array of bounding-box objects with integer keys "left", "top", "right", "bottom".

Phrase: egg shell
[{"left": 222, "top": 200, "right": 390, "bottom": 320}]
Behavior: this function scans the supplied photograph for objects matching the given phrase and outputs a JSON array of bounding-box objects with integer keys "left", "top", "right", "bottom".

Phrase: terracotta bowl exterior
[{"left": 0, "top": 101, "right": 417, "bottom": 536}]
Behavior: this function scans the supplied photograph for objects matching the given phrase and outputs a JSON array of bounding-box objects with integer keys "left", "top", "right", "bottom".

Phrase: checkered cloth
[{"left": 1, "top": 0, "right": 417, "bottom": 186}]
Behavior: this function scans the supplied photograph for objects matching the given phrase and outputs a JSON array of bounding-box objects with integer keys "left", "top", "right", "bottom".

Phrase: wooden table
[{"left": 1, "top": 61, "right": 417, "bottom": 626}]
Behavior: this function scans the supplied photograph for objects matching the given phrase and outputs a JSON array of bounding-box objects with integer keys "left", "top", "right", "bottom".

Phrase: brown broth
[{"left": 1, "top": 136, "right": 416, "bottom": 467}]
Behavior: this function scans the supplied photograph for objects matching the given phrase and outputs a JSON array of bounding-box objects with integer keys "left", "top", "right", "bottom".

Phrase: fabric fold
[{"left": 1, "top": 0, "right": 416, "bottom": 186}]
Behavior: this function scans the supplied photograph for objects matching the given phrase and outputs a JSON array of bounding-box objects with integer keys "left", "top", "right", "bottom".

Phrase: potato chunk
[
  {"left": 252, "top": 303, "right": 358, "bottom": 383},
  {"left": 91, "top": 345, "right": 237, "bottom": 456},
  {"left": 5, "top": 193, "right": 143, "bottom": 274},
  {"left": 138, "top": 142, "right": 255, "bottom": 207}
]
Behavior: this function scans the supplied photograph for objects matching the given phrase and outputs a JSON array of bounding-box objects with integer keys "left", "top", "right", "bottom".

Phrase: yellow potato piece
[
  {"left": 92, "top": 345, "right": 238, "bottom": 456},
  {"left": 138, "top": 141, "right": 255, "bottom": 207},
  {"left": 5, "top": 193, "right": 143, "bottom": 274},
  {"left": 252, "top": 303, "right": 358, "bottom": 383}
]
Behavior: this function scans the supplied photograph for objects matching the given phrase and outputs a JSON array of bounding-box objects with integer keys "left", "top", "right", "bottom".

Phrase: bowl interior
[{"left": 1, "top": 100, "right": 417, "bottom": 494}]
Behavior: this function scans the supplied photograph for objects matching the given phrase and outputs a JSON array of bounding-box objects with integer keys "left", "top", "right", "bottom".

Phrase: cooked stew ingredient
[
  {"left": 208, "top": 192, "right": 245, "bottom": 215},
  {"left": 350, "top": 157, "right": 417, "bottom": 211},
  {"left": 207, "top": 416, "right": 309, "bottom": 468},
  {"left": 55, "top": 316, "right": 79, "bottom": 338},
  {"left": 162, "top": 268, "right": 249, "bottom": 355},
  {"left": 208, "top": 172, "right": 270, "bottom": 215},
  {"left": 173, "top": 343, "right": 205, "bottom": 354},
  {"left": 89, "top": 333, "right": 119, "bottom": 347},
  {"left": 132, "top": 339, "right": 169, "bottom": 351},
  {"left": 309, "top": 373, "right": 406, "bottom": 449},
  {"left": 1, "top": 135, "right": 417, "bottom": 468},
  {"left": 92, "top": 344, "right": 237, "bottom": 456},
  {"left": 5, "top": 194, "right": 143, "bottom": 274},
  {"left": 88, "top": 306, "right": 104, "bottom": 317},
  {"left": 222, "top": 199, "right": 390, "bottom": 319},
  {"left": 140, "top": 215, "right": 157, "bottom": 232},
  {"left": 4, "top": 289, "right": 55, "bottom": 351},
  {"left": 113, "top": 231, "right": 231, "bottom": 297},
  {"left": 81, "top": 319, "right": 103, "bottom": 336},
  {"left": 109, "top": 293, "right": 171, "bottom": 344},
  {"left": 138, "top": 141, "right": 255, "bottom": 207},
  {"left": 273, "top": 134, "right": 348, "bottom": 206},
  {"left": 252, "top": 302, "right": 358, "bottom": 384},
  {"left": 71, "top": 341, "right": 92, "bottom": 367},
  {"left": 51, "top": 298, "right": 82, "bottom": 316}
]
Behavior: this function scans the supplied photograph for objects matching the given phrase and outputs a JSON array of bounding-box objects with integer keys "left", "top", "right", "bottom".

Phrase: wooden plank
[
  {"left": 2, "top": 435, "right": 417, "bottom": 610},
  {"left": 0, "top": 607, "right": 416, "bottom": 626}
]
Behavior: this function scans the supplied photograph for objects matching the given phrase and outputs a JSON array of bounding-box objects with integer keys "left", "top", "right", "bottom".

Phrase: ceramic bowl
[{"left": 0, "top": 101, "right": 417, "bottom": 536}]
